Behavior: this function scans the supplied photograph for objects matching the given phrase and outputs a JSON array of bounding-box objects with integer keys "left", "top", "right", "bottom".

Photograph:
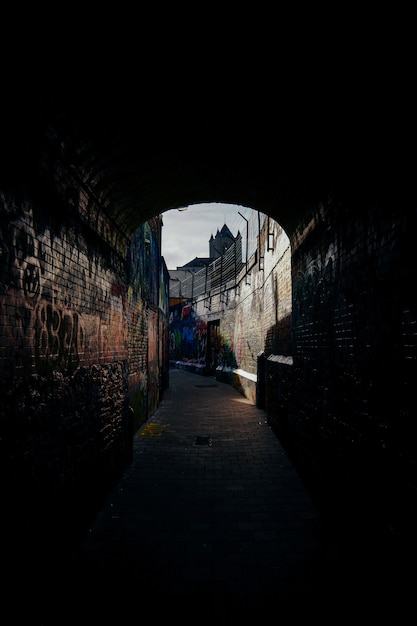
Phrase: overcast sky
[{"left": 161, "top": 203, "right": 254, "bottom": 269}]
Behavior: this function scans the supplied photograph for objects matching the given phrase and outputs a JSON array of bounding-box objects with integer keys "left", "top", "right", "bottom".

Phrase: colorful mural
[
  {"left": 168, "top": 300, "right": 238, "bottom": 375},
  {"left": 169, "top": 302, "right": 210, "bottom": 365}
]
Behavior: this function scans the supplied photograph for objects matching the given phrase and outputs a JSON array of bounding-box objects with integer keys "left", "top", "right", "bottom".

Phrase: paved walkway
[
  {"left": 76, "top": 368, "right": 336, "bottom": 614},
  {"left": 22, "top": 368, "right": 412, "bottom": 622}
]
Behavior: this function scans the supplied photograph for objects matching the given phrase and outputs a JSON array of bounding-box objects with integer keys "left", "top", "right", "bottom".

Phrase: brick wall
[
  {"left": 287, "top": 197, "right": 417, "bottom": 538},
  {"left": 170, "top": 200, "right": 417, "bottom": 542},
  {"left": 172, "top": 215, "right": 292, "bottom": 401},
  {"left": 2, "top": 178, "right": 416, "bottom": 555},
  {"left": 0, "top": 188, "right": 168, "bottom": 551}
]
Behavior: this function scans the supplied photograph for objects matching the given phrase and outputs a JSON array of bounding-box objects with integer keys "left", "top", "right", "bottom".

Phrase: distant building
[
  {"left": 168, "top": 223, "right": 242, "bottom": 303},
  {"left": 174, "top": 224, "right": 238, "bottom": 271}
]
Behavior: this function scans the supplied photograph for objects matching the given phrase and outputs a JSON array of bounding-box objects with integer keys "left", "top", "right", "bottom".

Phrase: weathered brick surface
[
  {"left": 1, "top": 177, "right": 416, "bottom": 559},
  {"left": 0, "top": 190, "right": 168, "bottom": 547},
  {"left": 288, "top": 198, "right": 417, "bottom": 537},
  {"left": 172, "top": 200, "right": 417, "bottom": 541}
]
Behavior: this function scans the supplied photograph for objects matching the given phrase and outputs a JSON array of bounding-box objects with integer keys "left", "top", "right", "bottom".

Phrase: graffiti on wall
[
  {"left": 168, "top": 300, "right": 238, "bottom": 374},
  {"left": 147, "top": 307, "right": 159, "bottom": 415},
  {"left": 34, "top": 301, "right": 85, "bottom": 374},
  {"left": 169, "top": 302, "right": 209, "bottom": 363},
  {"left": 0, "top": 199, "right": 127, "bottom": 377}
]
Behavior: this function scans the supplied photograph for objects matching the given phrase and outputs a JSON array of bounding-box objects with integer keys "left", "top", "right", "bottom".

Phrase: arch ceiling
[{"left": 2, "top": 73, "right": 411, "bottom": 241}]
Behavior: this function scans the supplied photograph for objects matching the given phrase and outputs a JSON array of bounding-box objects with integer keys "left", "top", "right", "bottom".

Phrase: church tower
[{"left": 209, "top": 224, "right": 237, "bottom": 259}]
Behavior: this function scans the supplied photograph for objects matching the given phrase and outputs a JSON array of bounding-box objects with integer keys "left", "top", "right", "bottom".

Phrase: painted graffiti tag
[{"left": 34, "top": 301, "right": 84, "bottom": 374}]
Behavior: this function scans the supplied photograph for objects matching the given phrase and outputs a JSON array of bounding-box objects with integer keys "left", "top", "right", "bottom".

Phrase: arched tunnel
[{"left": 1, "top": 61, "right": 416, "bottom": 615}]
